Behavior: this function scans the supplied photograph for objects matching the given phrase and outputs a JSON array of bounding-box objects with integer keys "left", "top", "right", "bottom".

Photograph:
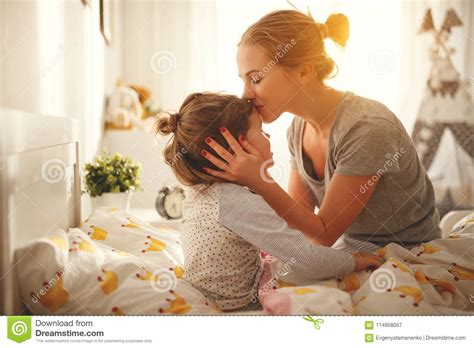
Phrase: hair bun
[
  {"left": 169, "top": 113, "right": 179, "bottom": 132},
  {"left": 318, "top": 23, "right": 330, "bottom": 40},
  {"left": 324, "top": 13, "right": 350, "bottom": 47},
  {"left": 155, "top": 113, "right": 179, "bottom": 136}
]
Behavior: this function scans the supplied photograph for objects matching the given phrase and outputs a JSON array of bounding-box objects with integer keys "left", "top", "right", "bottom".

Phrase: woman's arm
[
  {"left": 217, "top": 183, "right": 355, "bottom": 280},
  {"left": 288, "top": 169, "right": 317, "bottom": 213},
  {"left": 255, "top": 171, "right": 379, "bottom": 246},
  {"left": 218, "top": 184, "right": 382, "bottom": 279},
  {"left": 202, "top": 128, "right": 379, "bottom": 246}
]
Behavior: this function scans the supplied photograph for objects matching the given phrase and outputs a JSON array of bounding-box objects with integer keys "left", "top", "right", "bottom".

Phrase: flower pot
[{"left": 91, "top": 192, "right": 132, "bottom": 212}]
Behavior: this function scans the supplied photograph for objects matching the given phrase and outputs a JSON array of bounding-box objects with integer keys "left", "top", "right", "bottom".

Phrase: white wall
[
  {"left": 0, "top": 0, "right": 122, "bottom": 219},
  {"left": 121, "top": 0, "right": 219, "bottom": 111}
]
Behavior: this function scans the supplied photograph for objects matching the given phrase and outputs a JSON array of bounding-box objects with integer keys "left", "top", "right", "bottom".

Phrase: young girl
[{"left": 155, "top": 93, "right": 381, "bottom": 311}]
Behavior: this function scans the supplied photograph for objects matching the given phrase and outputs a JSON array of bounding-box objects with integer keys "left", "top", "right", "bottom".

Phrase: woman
[{"left": 201, "top": 10, "right": 441, "bottom": 251}]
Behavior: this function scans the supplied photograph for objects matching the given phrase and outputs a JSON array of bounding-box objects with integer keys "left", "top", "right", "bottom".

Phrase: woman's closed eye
[{"left": 250, "top": 75, "right": 262, "bottom": 85}]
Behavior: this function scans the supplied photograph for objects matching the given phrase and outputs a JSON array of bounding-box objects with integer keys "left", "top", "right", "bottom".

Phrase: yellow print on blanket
[
  {"left": 448, "top": 263, "right": 474, "bottom": 281},
  {"left": 32, "top": 275, "right": 69, "bottom": 313},
  {"left": 387, "top": 286, "right": 424, "bottom": 307},
  {"left": 414, "top": 270, "right": 430, "bottom": 284},
  {"left": 88, "top": 225, "right": 108, "bottom": 240},
  {"left": 389, "top": 258, "right": 412, "bottom": 274},
  {"left": 121, "top": 217, "right": 142, "bottom": 229},
  {"left": 158, "top": 290, "right": 191, "bottom": 314},
  {"left": 112, "top": 306, "right": 125, "bottom": 315},
  {"left": 142, "top": 235, "right": 166, "bottom": 252},
  {"left": 135, "top": 268, "right": 159, "bottom": 281},
  {"left": 415, "top": 270, "right": 456, "bottom": 294},
  {"left": 415, "top": 243, "right": 440, "bottom": 257},
  {"left": 69, "top": 237, "right": 95, "bottom": 253},
  {"left": 170, "top": 266, "right": 185, "bottom": 279},
  {"left": 293, "top": 288, "right": 317, "bottom": 295},
  {"left": 98, "top": 269, "right": 119, "bottom": 295}
]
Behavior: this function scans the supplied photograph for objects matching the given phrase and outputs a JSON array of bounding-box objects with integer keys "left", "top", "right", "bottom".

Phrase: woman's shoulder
[
  {"left": 332, "top": 91, "right": 405, "bottom": 139},
  {"left": 341, "top": 92, "right": 400, "bottom": 125},
  {"left": 286, "top": 116, "right": 305, "bottom": 153}
]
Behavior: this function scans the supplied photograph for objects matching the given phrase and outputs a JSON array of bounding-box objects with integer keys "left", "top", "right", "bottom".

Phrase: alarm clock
[{"left": 156, "top": 186, "right": 185, "bottom": 220}]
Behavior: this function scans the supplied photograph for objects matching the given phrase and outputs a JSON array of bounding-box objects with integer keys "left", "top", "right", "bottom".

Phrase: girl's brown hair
[
  {"left": 239, "top": 10, "right": 349, "bottom": 80},
  {"left": 155, "top": 92, "right": 253, "bottom": 186}
]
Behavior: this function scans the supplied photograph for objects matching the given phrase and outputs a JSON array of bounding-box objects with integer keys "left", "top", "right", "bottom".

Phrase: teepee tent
[{"left": 411, "top": 8, "right": 474, "bottom": 216}]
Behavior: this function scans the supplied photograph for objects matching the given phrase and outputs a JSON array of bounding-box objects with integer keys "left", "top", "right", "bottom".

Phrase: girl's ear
[{"left": 296, "top": 62, "right": 316, "bottom": 85}]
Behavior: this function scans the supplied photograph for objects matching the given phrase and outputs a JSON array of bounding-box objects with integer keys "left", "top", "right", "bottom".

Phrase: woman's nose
[{"left": 242, "top": 83, "right": 255, "bottom": 100}]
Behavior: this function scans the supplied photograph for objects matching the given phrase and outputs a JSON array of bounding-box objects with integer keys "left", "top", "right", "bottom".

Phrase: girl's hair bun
[{"left": 155, "top": 113, "right": 179, "bottom": 136}]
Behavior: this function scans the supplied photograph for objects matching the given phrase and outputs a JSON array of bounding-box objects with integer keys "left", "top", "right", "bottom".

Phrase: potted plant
[{"left": 83, "top": 152, "right": 141, "bottom": 212}]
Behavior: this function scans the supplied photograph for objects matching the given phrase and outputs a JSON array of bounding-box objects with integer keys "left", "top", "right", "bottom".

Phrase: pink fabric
[
  {"left": 262, "top": 292, "right": 292, "bottom": 315},
  {"left": 258, "top": 255, "right": 292, "bottom": 315}
]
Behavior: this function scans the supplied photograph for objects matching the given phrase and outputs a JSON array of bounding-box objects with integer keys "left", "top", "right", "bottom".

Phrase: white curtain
[{"left": 122, "top": 0, "right": 219, "bottom": 112}]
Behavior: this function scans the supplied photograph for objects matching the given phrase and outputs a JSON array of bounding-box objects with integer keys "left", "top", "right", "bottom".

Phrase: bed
[{"left": 1, "top": 109, "right": 473, "bottom": 316}]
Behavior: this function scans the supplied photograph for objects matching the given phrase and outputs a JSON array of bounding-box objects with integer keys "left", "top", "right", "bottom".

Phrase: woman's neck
[{"left": 288, "top": 82, "right": 344, "bottom": 136}]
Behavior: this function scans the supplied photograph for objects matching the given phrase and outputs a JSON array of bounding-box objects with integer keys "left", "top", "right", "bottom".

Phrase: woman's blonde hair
[
  {"left": 155, "top": 93, "right": 253, "bottom": 186},
  {"left": 239, "top": 10, "right": 349, "bottom": 80}
]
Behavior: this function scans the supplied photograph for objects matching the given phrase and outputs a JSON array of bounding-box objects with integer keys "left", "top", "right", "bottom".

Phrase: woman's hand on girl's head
[
  {"left": 352, "top": 252, "right": 383, "bottom": 272},
  {"left": 201, "top": 127, "right": 269, "bottom": 189}
]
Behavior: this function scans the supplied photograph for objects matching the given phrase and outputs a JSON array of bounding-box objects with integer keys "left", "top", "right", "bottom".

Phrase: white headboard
[{"left": 0, "top": 109, "right": 81, "bottom": 315}]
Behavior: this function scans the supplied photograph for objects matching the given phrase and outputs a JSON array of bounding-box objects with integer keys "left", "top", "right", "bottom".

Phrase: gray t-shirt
[{"left": 287, "top": 91, "right": 441, "bottom": 248}]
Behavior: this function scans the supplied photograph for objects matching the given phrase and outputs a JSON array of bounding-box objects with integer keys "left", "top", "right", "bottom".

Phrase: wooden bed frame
[{"left": 0, "top": 108, "right": 81, "bottom": 315}]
